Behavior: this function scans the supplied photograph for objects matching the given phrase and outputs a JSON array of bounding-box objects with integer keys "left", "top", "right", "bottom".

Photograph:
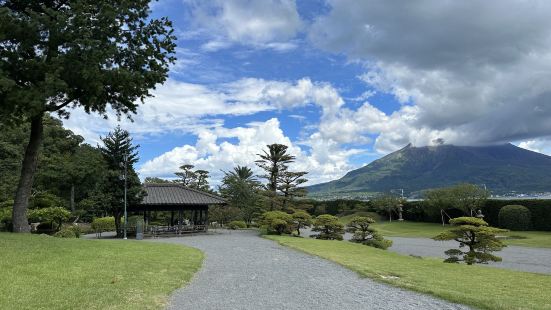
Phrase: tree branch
[{"left": 47, "top": 98, "right": 74, "bottom": 112}]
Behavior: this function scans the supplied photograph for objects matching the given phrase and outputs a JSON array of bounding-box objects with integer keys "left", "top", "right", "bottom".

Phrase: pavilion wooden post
[
  {"left": 178, "top": 209, "right": 183, "bottom": 234},
  {"left": 170, "top": 211, "right": 174, "bottom": 226},
  {"left": 205, "top": 207, "right": 209, "bottom": 231}
]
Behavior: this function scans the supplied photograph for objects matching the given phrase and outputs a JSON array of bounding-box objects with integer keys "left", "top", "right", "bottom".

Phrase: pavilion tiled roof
[{"left": 140, "top": 183, "right": 226, "bottom": 205}]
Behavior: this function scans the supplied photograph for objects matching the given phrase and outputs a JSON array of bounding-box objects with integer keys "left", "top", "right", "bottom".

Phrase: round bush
[
  {"left": 498, "top": 205, "right": 531, "bottom": 231},
  {"left": 91, "top": 217, "right": 116, "bottom": 232},
  {"left": 54, "top": 226, "right": 79, "bottom": 238},
  {"left": 227, "top": 220, "right": 247, "bottom": 230}
]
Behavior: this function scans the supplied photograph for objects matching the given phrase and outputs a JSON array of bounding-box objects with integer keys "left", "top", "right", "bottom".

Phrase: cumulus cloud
[
  {"left": 186, "top": 0, "right": 302, "bottom": 51},
  {"left": 138, "top": 118, "right": 356, "bottom": 186},
  {"left": 61, "top": 77, "right": 343, "bottom": 140},
  {"left": 309, "top": 0, "right": 551, "bottom": 152}
]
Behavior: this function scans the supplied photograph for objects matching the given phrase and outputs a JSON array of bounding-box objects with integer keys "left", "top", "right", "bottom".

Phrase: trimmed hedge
[
  {"left": 227, "top": 220, "right": 247, "bottom": 230},
  {"left": 401, "top": 199, "right": 551, "bottom": 231},
  {"left": 498, "top": 205, "right": 531, "bottom": 231}
]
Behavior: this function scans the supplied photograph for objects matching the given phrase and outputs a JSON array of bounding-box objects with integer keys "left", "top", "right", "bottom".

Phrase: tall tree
[
  {"left": 0, "top": 1, "right": 175, "bottom": 232},
  {"left": 425, "top": 183, "right": 489, "bottom": 218},
  {"left": 278, "top": 170, "right": 308, "bottom": 208},
  {"left": 98, "top": 127, "right": 143, "bottom": 237},
  {"left": 371, "top": 194, "right": 404, "bottom": 222},
  {"left": 175, "top": 164, "right": 196, "bottom": 187},
  {"left": 192, "top": 169, "right": 211, "bottom": 192},
  {"left": 255, "top": 144, "right": 295, "bottom": 210},
  {"left": 219, "top": 166, "right": 262, "bottom": 224}
]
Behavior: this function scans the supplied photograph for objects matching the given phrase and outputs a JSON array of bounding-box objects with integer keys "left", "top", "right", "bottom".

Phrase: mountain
[{"left": 307, "top": 143, "right": 551, "bottom": 196}]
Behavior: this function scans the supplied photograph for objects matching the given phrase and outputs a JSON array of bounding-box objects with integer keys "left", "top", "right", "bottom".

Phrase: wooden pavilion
[{"left": 129, "top": 183, "right": 226, "bottom": 236}]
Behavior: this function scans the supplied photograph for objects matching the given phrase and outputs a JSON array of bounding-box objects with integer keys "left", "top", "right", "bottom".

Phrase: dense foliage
[
  {"left": 255, "top": 144, "right": 307, "bottom": 210},
  {"left": 1, "top": 0, "right": 176, "bottom": 232},
  {"left": 399, "top": 199, "right": 551, "bottom": 231},
  {"left": 91, "top": 217, "right": 116, "bottom": 233},
  {"left": 433, "top": 217, "right": 507, "bottom": 265},
  {"left": 498, "top": 205, "right": 531, "bottom": 231},
  {"left": 261, "top": 211, "right": 293, "bottom": 235},
  {"left": 311, "top": 214, "right": 344, "bottom": 240},
  {"left": 291, "top": 210, "right": 312, "bottom": 236},
  {"left": 346, "top": 216, "right": 392, "bottom": 249},
  {"left": 28, "top": 207, "right": 71, "bottom": 231},
  {"left": 371, "top": 194, "right": 404, "bottom": 221},
  {"left": 424, "top": 183, "right": 489, "bottom": 217},
  {"left": 227, "top": 220, "right": 247, "bottom": 230},
  {"left": 219, "top": 166, "right": 262, "bottom": 224}
]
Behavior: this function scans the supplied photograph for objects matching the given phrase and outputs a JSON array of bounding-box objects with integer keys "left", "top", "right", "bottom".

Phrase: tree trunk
[
  {"left": 12, "top": 115, "right": 44, "bottom": 233},
  {"left": 70, "top": 184, "right": 75, "bottom": 212},
  {"left": 114, "top": 211, "right": 122, "bottom": 238}
]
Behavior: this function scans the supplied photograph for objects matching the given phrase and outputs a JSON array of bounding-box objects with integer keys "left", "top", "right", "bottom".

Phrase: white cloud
[
  {"left": 518, "top": 139, "right": 551, "bottom": 156},
  {"left": 309, "top": 0, "right": 551, "bottom": 152},
  {"left": 187, "top": 0, "right": 303, "bottom": 51},
  {"left": 138, "top": 118, "right": 355, "bottom": 186}
]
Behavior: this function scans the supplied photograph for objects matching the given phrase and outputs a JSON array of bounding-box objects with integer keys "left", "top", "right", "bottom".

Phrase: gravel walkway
[
  {"left": 154, "top": 230, "right": 468, "bottom": 310},
  {"left": 389, "top": 237, "right": 551, "bottom": 274},
  {"left": 301, "top": 228, "right": 551, "bottom": 274}
]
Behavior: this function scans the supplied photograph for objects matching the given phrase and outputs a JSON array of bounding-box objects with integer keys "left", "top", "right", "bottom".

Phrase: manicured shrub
[
  {"left": 311, "top": 214, "right": 344, "bottom": 240},
  {"left": 54, "top": 226, "right": 81, "bottom": 238},
  {"left": 227, "top": 220, "right": 247, "bottom": 230},
  {"left": 261, "top": 211, "right": 293, "bottom": 235},
  {"left": 498, "top": 205, "right": 531, "bottom": 231},
  {"left": 91, "top": 217, "right": 116, "bottom": 233},
  {"left": 292, "top": 210, "right": 312, "bottom": 236},
  {"left": 346, "top": 216, "right": 392, "bottom": 249},
  {"left": 28, "top": 207, "right": 71, "bottom": 231},
  {"left": 433, "top": 217, "right": 507, "bottom": 265}
]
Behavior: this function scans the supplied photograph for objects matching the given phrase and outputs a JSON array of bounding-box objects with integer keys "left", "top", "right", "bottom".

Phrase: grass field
[
  {"left": 267, "top": 235, "right": 551, "bottom": 310},
  {"left": 339, "top": 213, "right": 551, "bottom": 248},
  {"left": 0, "top": 233, "right": 203, "bottom": 310}
]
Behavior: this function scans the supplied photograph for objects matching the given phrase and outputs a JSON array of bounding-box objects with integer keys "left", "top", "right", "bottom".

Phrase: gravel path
[
  {"left": 154, "top": 230, "right": 468, "bottom": 310},
  {"left": 389, "top": 237, "right": 551, "bottom": 274},
  {"left": 301, "top": 228, "right": 551, "bottom": 274}
]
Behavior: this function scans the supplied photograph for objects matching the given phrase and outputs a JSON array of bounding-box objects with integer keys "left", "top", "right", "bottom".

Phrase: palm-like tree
[{"left": 255, "top": 144, "right": 295, "bottom": 192}]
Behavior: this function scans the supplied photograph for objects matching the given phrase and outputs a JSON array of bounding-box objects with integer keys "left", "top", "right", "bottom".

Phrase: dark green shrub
[
  {"left": 261, "top": 211, "right": 293, "bottom": 235},
  {"left": 54, "top": 226, "right": 81, "bottom": 238},
  {"left": 346, "top": 216, "right": 392, "bottom": 249},
  {"left": 91, "top": 217, "right": 116, "bottom": 233},
  {"left": 498, "top": 205, "right": 531, "bottom": 231},
  {"left": 29, "top": 193, "right": 65, "bottom": 209},
  {"left": 28, "top": 207, "right": 71, "bottom": 231},
  {"left": 227, "top": 220, "right": 247, "bottom": 230},
  {"left": 433, "top": 217, "right": 507, "bottom": 265},
  {"left": 0, "top": 207, "right": 12, "bottom": 231},
  {"left": 311, "top": 214, "right": 344, "bottom": 240}
]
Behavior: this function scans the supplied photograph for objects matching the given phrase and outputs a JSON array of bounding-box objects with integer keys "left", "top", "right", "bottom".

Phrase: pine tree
[
  {"left": 433, "top": 217, "right": 507, "bottom": 265},
  {"left": 98, "top": 127, "right": 143, "bottom": 237}
]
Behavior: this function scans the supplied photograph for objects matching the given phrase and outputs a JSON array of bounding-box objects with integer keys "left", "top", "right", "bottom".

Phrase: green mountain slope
[{"left": 308, "top": 143, "right": 551, "bottom": 195}]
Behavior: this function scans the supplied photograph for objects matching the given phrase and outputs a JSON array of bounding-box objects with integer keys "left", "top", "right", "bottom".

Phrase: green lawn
[
  {"left": 340, "top": 213, "right": 551, "bottom": 248},
  {"left": 0, "top": 233, "right": 203, "bottom": 310},
  {"left": 267, "top": 235, "right": 551, "bottom": 310}
]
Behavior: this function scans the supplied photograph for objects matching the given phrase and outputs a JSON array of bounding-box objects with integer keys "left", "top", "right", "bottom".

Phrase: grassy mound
[
  {"left": 0, "top": 233, "right": 203, "bottom": 310},
  {"left": 267, "top": 235, "right": 551, "bottom": 310}
]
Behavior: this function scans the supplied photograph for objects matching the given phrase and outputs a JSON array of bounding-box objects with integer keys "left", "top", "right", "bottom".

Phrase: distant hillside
[{"left": 307, "top": 143, "right": 551, "bottom": 196}]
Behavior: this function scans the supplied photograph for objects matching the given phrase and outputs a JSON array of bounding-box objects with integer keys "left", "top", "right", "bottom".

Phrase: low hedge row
[{"left": 402, "top": 199, "right": 551, "bottom": 231}]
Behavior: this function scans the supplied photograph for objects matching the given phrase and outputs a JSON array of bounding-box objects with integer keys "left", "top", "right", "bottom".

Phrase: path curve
[{"left": 155, "top": 230, "right": 468, "bottom": 310}]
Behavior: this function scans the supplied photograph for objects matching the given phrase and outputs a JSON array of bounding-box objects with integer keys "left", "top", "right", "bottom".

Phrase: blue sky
[{"left": 63, "top": 0, "right": 551, "bottom": 186}]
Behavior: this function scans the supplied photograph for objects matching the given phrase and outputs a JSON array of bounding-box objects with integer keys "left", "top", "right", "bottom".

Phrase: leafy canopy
[
  {"left": 311, "top": 214, "right": 344, "bottom": 240},
  {"left": 346, "top": 216, "right": 392, "bottom": 249},
  {"left": 0, "top": 0, "right": 176, "bottom": 122},
  {"left": 433, "top": 217, "right": 507, "bottom": 265}
]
